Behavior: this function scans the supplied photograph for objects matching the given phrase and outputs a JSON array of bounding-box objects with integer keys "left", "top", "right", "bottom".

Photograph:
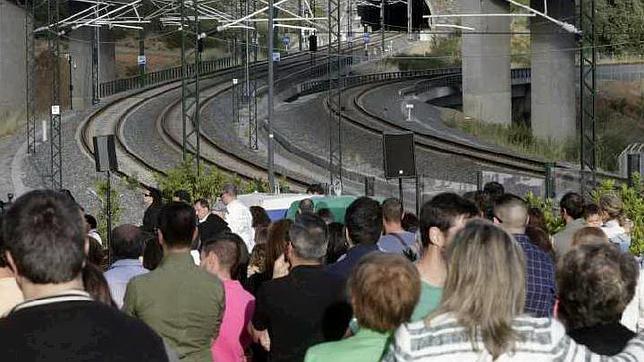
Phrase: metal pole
[
  {"left": 267, "top": 0, "right": 276, "bottom": 192},
  {"left": 298, "top": 0, "right": 303, "bottom": 51},
  {"left": 139, "top": 29, "right": 145, "bottom": 87},
  {"left": 68, "top": 54, "right": 73, "bottom": 110},
  {"left": 398, "top": 177, "right": 404, "bottom": 207},
  {"left": 48, "top": 0, "right": 62, "bottom": 190},
  {"left": 106, "top": 170, "right": 112, "bottom": 265},
  {"left": 25, "top": 0, "right": 36, "bottom": 154},
  {"left": 415, "top": 175, "right": 421, "bottom": 216},
  {"left": 380, "top": 0, "right": 385, "bottom": 52},
  {"left": 407, "top": 0, "right": 412, "bottom": 39}
]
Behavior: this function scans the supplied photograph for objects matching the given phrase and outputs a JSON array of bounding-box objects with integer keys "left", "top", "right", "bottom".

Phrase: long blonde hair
[{"left": 428, "top": 219, "right": 526, "bottom": 360}]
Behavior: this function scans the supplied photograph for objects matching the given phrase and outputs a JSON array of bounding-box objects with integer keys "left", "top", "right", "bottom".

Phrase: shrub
[{"left": 524, "top": 192, "right": 565, "bottom": 235}]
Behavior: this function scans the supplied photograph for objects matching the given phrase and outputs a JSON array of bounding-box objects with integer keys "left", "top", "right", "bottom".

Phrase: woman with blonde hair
[{"left": 385, "top": 219, "right": 644, "bottom": 361}]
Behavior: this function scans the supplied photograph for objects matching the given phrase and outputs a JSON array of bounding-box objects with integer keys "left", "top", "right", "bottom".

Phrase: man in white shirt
[{"left": 221, "top": 184, "right": 254, "bottom": 251}]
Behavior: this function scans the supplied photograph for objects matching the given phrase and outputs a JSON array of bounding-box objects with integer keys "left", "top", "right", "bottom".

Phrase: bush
[{"left": 524, "top": 192, "right": 565, "bottom": 235}]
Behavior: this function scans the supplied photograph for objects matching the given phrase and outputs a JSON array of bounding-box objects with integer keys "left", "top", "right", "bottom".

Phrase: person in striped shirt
[{"left": 384, "top": 219, "right": 644, "bottom": 361}]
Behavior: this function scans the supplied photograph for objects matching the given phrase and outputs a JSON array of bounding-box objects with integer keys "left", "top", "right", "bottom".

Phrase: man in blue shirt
[
  {"left": 327, "top": 197, "right": 382, "bottom": 280},
  {"left": 377, "top": 198, "right": 418, "bottom": 260},
  {"left": 493, "top": 194, "right": 556, "bottom": 317},
  {"left": 104, "top": 224, "right": 148, "bottom": 308}
]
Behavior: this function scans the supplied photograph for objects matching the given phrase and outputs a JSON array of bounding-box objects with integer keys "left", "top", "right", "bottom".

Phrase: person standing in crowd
[
  {"left": 557, "top": 243, "right": 639, "bottom": 355},
  {"left": 221, "top": 184, "right": 254, "bottom": 252},
  {"left": 0, "top": 218, "right": 22, "bottom": 316},
  {"left": 599, "top": 193, "right": 632, "bottom": 252},
  {"left": 305, "top": 254, "right": 420, "bottom": 362},
  {"left": 298, "top": 198, "right": 315, "bottom": 215},
  {"left": 251, "top": 214, "right": 351, "bottom": 362},
  {"left": 494, "top": 194, "right": 556, "bottom": 317},
  {"left": 124, "top": 202, "right": 225, "bottom": 362},
  {"left": 553, "top": 192, "right": 585, "bottom": 257},
  {"left": 571, "top": 227, "right": 609, "bottom": 247},
  {"left": 103, "top": 224, "right": 148, "bottom": 309},
  {"left": 583, "top": 203, "right": 603, "bottom": 227},
  {"left": 384, "top": 220, "right": 644, "bottom": 361},
  {"left": 246, "top": 219, "right": 293, "bottom": 296},
  {"left": 84, "top": 214, "right": 102, "bottom": 245},
  {"left": 250, "top": 206, "right": 271, "bottom": 243},
  {"left": 0, "top": 190, "right": 169, "bottom": 361},
  {"left": 194, "top": 198, "right": 230, "bottom": 244},
  {"left": 377, "top": 198, "right": 418, "bottom": 260},
  {"left": 172, "top": 190, "right": 192, "bottom": 204},
  {"left": 325, "top": 222, "right": 348, "bottom": 265},
  {"left": 412, "top": 193, "right": 477, "bottom": 321},
  {"left": 327, "top": 197, "right": 382, "bottom": 280},
  {"left": 200, "top": 234, "right": 255, "bottom": 362},
  {"left": 142, "top": 187, "right": 163, "bottom": 233}
]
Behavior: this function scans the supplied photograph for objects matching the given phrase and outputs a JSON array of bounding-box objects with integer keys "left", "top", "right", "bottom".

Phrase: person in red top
[{"left": 200, "top": 233, "right": 255, "bottom": 362}]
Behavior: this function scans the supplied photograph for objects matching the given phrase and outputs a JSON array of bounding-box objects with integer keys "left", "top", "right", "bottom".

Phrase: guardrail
[
  {"left": 299, "top": 67, "right": 533, "bottom": 96},
  {"left": 99, "top": 56, "right": 238, "bottom": 98}
]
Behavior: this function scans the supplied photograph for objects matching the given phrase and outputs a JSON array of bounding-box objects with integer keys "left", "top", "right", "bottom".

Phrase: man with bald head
[
  {"left": 493, "top": 194, "right": 556, "bottom": 318},
  {"left": 104, "top": 224, "right": 148, "bottom": 308}
]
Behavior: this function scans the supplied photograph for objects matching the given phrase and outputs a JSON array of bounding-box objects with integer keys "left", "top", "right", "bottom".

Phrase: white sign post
[{"left": 405, "top": 103, "right": 414, "bottom": 121}]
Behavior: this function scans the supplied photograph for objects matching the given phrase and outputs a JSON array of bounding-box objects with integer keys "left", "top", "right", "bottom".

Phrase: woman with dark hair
[
  {"left": 385, "top": 219, "right": 644, "bottom": 361},
  {"left": 245, "top": 219, "right": 292, "bottom": 295},
  {"left": 527, "top": 207, "right": 548, "bottom": 232},
  {"left": 142, "top": 235, "right": 163, "bottom": 271},
  {"left": 401, "top": 213, "right": 419, "bottom": 233},
  {"left": 326, "top": 222, "right": 348, "bottom": 264},
  {"left": 142, "top": 187, "right": 163, "bottom": 233},
  {"left": 525, "top": 225, "right": 555, "bottom": 259},
  {"left": 82, "top": 263, "right": 117, "bottom": 308},
  {"left": 250, "top": 206, "right": 271, "bottom": 229}
]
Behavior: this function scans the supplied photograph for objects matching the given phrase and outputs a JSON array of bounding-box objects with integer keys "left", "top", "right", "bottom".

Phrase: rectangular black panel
[
  {"left": 383, "top": 132, "right": 416, "bottom": 179},
  {"left": 93, "top": 135, "right": 118, "bottom": 172}
]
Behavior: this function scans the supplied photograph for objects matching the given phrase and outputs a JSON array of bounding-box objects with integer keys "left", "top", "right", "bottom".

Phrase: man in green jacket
[{"left": 124, "top": 202, "right": 225, "bottom": 362}]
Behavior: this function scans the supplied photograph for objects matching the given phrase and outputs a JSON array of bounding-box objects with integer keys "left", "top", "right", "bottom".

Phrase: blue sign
[
  {"left": 282, "top": 35, "right": 290, "bottom": 46},
  {"left": 363, "top": 32, "right": 370, "bottom": 43}
]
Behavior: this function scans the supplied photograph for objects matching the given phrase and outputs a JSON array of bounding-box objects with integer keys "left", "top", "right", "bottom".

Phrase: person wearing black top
[
  {"left": 0, "top": 190, "right": 169, "bottom": 362},
  {"left": 142, "top": 187, "right": 163, "bottom": 233},
  {"left": 557, "top": 242, "right": 638, "bottom": 355},
  {"left": 195, "top": 198, "right": 230, "bottom": 244},
  {"left": 251, "top": 214, "right": 351, "bottom": 362}
]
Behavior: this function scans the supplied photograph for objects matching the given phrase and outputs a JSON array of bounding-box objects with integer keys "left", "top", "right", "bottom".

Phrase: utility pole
[
  {"left": 578, "top": 0, "right": 597, "bottom": 198},
  {"left": 25, "top": 0, "right": 36, "bottom": 154},
  {"left": 91, "top": 11, "right": 100, "bottom": 105},
  {"left": 328, "top": 0, "right": 342, "bottom": 194},
  {"left": 267, "top": 0, "right": 276, "bottom": 192},
  {"left": 407, "top": 0, "right": 412, "bottom": 39},
  {"left": 380, "top": 0, "right": 385, "bottom": 52},
  {"left": 139, "top": 29, "right": 145, "bottom": 87},
  {"left": 48, "top": 0, "right": 62, "bottom": 189}
]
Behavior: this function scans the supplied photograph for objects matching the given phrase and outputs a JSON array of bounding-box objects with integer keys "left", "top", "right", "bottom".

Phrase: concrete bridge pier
[
  {"left": 0, "top": 0, "right": 26, "bottom": 125},
  {"left": 460, "top": 0, "right": 512, "bottom": 125},
  {"left": 530, "top": 0, "right": 576, "bottom": 141},
  {"left": 69, "top": 27, "right": 116, "bottom": 109}
]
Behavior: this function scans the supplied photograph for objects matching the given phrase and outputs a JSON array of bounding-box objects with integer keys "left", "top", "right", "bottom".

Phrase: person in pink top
[{"left": 201, "top": 232, "right": 255, "bottom": 362}]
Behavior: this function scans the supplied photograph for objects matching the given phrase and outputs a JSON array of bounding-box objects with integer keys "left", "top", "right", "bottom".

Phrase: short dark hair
[
  {"left": 173, "top": 189, "right": 192, "bottom": 204},
  {"left": 316, "top": 208, "right": 334, "bottom": 224},
  {"left": 583, "top": 203, "right": 601, "bottom": 218},
  {"left": 557, "top": 243, "right": 638, "bottom": 330},
  {"left": 84, "top": 214, "right": 98, "bottom": 230},
  {"left": 382, "top": 198, "right": 403, "bottom": 224},
  {"left": 250, "top": 206, "right": 271, "bottom": 228},
  {"left": 560, "top": 192, "right": 584, "bottom": 219},
  {"left": 419, "top": 193, "right": 478, "bottom": 248},
  {"left": 195, "top": 198, "right": 210, "bottom": 210},
  {"left": 2, "top": 190, "right": 86, "bottom": 283},
  {"left": 0, "top": 215, "right": 7, "bottom": 267},
  {"left": 483, "top": 182, "right": 504, "bottom": 200},
  {"left": 290, "top": 214, "right": 328, "bottom": 260},
  {"left": 111, "top": 224, "right": 145, "bottom": 260},
  {"left": 298, "top": 198, "right": 315, "bottom": 215},
  {"left": 158, "top": 202, "right": 197, "bottom": 247},
  {"left": 326, "top": 222, "right": 347, "bottom": 264},
  {"left": 345, "top": 197, "right": 382, "bottom": 245},
  {"left": 306, "top": 184, "right": 325, "bottom": 195},
  {"left": 202, "top": 235, "right": 240, "bottom": 275}
]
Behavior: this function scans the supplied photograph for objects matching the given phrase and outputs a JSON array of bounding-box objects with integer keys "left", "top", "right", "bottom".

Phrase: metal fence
[{"left": 99, "top": 56, "right": 237, "bottom": 98}]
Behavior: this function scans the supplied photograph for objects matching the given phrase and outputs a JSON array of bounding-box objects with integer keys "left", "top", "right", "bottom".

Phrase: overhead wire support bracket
[{"left": 578, "top": 0, "right": 597, "bottom": 198}]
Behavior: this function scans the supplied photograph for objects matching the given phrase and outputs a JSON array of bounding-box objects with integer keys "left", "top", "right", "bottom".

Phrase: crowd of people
[{"left": 0, "top": 181, "right": 642, "bottom": 361}]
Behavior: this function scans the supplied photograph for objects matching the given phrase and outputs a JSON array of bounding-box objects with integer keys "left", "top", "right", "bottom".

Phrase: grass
[{"left": 440, "top": 107, "right": 578, "bottom": 163}]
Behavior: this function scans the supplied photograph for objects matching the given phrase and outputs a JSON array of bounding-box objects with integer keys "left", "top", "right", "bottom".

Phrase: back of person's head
[
  {"left": 58, "top": 189, "right": 82, "bottom": 211},
  {"left": 84, "top": 214, "right": 98, "bottom": 230},
  {"left": 173, "top": 189, "right": 192, "bottom": 204},
  {"left": 316, "top": 208, "right": 334, "bottom": 224},
  {"left": 493, "top": 194, "right": 528, "bottom": 231},
  {"left": 147, "top": 187, "right": 163, "bottom": 206},
  {"left": 571, "top": 226, "right": 608, "bottom": 247},
  {"left": 349, "top": 253, "right": 420, "bottom": 332},
  {"left": 250, "top": 206, "right": 271, "bottom": 228},
  {"left": 82, "top": 262, "right": 116, "bottom": 308},
  {"left": 527, "top": 207, "right": 547, "bottom": 231},
  {"left": 201, "top": 234, "right": 240, "bottom": 277},
  {"left": 254, "top": 226, "right": 268, "bottom": 245},
  {"left": 557, "top": 242, "right": 638, "bottom": 330},
  {"left": 87, "top": 236, "right": 106, "bottom": 269},
  {"left": 248, "top": 243, "right": 266, "bottom": 275},
  {"left": 2, "top": 190, "right": 86, "bottom": 284},
  {"left": 345, "top": 197, "right": 382, "bottom": 246},
  {"left": 419, "top": 193, "right": 477, "bottom": 248},
  {"left": 598, "top": 193, "right": 624, "bottom": 221},
  {"left": 583, "top": 203, "right": 603, "bottom": 227},
  {"left": 306, "top": 184, "right": 325, "bottom": 195},
  {"left": 195, "top": 198, "right": 210, "bottom": 210},
  {"left": 326, "top": 222, "right": 348, "bottom": 264},
  {"left": 525, "top": 225, "right": 554, "bottom": 257},
  {"left": 222, "top": 184, "right": 238, "bottom": 198},
  {"left": 401, "top": 212, "right": 419, "bottom": 233},
  {"left": 158, "top": 202, "right": 197, "bottom": 248},
  {"left": 298, "top": 198, "right": 315, "bottom": 215},
  {"left": 142, "top": 235, "right": 163, "bottom": 270},
  {"left": 111, "top": 224, "right": 144, "bottom": 260},
  {"left": 382, "top": 198, "right": 403, "bottom": 224},
  {"left": 560, "top": 192, "right": 584, "bottom": 220},
  {"left": 483, "top": 182, "right": 504, "bottom": 201},
  {"left": 265, "top": 219, "right": 293, "bottom": 273},
  {"left": 289, "top": 214, "right": 328, "bottom": 261},
  {"left": 437, "top": 219, "right": 526, "bottom": 359},
  {"left": 462, "top": 191, "right": 487, "bottom": 217}
]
